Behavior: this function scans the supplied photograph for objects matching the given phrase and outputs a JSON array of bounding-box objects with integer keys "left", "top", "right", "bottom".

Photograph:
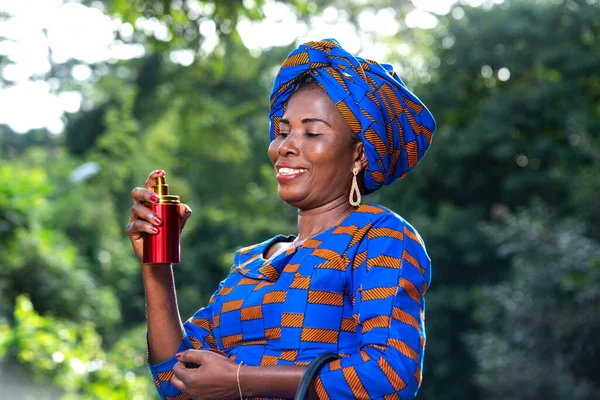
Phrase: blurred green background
[{"left": 0, "top": 0, "right": 599, "bottom": 399}]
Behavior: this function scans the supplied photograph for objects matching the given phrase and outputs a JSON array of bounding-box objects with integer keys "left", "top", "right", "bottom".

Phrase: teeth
[{"left": 278, "top": 167, "right": 307, "bottom": 175}]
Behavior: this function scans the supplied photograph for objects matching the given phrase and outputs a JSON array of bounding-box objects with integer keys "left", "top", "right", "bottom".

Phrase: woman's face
[{"left": 268, "top": 85, "right": 361, "bottom": 210}]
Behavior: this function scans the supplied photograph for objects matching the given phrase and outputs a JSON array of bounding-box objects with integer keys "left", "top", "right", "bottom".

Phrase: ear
[{"left": 352, "top": 141, "right": 368, "bottom": 172}]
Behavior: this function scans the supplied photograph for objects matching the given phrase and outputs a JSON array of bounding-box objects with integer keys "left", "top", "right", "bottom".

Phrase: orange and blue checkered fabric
[
  {"left": 149, "top": 204, "right": 431, "bottom": 399},
  {"left": 269, "top": 39, "right": 436, "bottom": 194}
]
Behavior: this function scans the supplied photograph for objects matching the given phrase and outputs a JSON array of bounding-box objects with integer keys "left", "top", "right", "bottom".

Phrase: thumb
[{"left": 179, "top": 204, "right": 193, "bottom": 231}]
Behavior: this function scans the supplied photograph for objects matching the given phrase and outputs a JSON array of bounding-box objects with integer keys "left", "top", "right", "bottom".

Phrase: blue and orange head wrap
[{"left": 269, "top": 39, "right": 436, "bottom": 194}]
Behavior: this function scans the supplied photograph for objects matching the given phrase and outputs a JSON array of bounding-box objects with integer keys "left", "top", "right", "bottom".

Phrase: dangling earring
[{"left": 349, "top": 167, "right": 361, "bottom": 206}]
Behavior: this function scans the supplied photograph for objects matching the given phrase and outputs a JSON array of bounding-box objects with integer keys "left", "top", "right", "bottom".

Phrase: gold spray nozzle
[
  {"left": 154, "top": 176, "right": 169, "bottom": 196},
  {"left": 152, "top": 175, "right": 180, "bottom": 204}
]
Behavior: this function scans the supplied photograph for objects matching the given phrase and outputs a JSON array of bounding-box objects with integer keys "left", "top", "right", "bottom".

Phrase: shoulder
[
  {"left": 355, "top": 203, "right": 427, "bottom": 249},
  {"left": 356, "top": 204, "right": 420, "bottom": 232},
  {"left": 350, "top": 205, "right": 431, "bottom": 291},
  {"left": 359, "top": 205, "right": 431, "bottom": 281}
]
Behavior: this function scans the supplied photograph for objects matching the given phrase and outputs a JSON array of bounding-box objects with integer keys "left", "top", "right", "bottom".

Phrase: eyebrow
[{"left": 280, "top": 118, "right": 331, "bottom": 127}]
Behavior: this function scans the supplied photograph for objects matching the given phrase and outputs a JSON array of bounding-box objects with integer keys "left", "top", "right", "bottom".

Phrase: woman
[{"left": 127, "top": 39, "right": 435, "bottom": 400}]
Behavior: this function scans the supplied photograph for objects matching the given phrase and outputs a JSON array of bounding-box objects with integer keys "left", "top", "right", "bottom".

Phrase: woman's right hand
[{"left": 126, "top": 170, "right": 192, "bottom": 264}]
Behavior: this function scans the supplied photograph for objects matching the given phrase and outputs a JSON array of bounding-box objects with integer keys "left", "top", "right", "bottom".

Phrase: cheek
[
  {"left": 309, "top": 140, "right": 353, "bottom": 173},
  {"left": 267, "top": 140, "right": 279, "bottom": 163},
  {"left": 304, "top": 141, "right": 328, "bottom": 160}
]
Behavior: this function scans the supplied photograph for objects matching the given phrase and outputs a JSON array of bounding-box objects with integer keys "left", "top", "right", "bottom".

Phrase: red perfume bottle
[{"left": 143, "top": 175, "right": 181, "bottom": 264}]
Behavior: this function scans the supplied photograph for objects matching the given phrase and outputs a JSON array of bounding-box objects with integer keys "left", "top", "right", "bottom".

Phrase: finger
[
  {"left": 126, "top": 218, "right": 160, "bottom": 237},
  {"left": 170, "top": 373, "right": 187, "bottom": 392},
  {"left": 131, "top": 187, "right": 160, "bottom": 205},
  {"left": 176, "top": 349, "right": 211, "bottom": 365},
  {"left": 131, "top": 203, "right": 163, "bottom": 226},
  {"left": 144, "top": 169, "right": 165, "bottom": 190},
  {"left": 179, "top": 204, "right": 193, "bottom": 231},
  {"left": 173, "top": 361, "right": 192, "bottom": 381}
]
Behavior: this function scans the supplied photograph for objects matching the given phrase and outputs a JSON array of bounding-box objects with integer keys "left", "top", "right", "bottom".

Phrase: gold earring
[{"left": 349, "top": 167, "right": 361, "bottom": 206}]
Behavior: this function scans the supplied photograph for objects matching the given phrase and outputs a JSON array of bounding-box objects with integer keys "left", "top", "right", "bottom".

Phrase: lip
[
  {"left": 276, "top": 170, "right": 307, "bottom": 183},
  {"left": 274, "top": 162, "right": 308, "bottom": 183},
  {"left": 275, "top": 162, "right": 307, "bottom": 169}
]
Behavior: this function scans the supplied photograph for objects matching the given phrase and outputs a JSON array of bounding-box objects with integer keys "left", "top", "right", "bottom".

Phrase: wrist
[
  {"left": 141, "top": 262, "right": 173, "bottom": 276},
  {"left": 238, "top": 364, "right": 307, "bottom": 399},
  {"left": 236, "top": 362, "right": 245, "bottom": 399},
  {"left": 238, "top": 365, "right": 257, "bottom": 398},
  {"left": 140, "top": 263, "right": 176, "bottom": 296},
  {"left": 141, "top": 262, "right": 173, "bottom": 268}
]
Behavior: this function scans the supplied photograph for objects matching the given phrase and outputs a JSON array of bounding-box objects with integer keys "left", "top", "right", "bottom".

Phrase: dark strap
[{"left": 294, "top": 352, "right": 341, "bottom": 400}]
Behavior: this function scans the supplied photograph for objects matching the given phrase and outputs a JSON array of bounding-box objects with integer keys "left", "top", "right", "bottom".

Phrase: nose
[{"left": 278, "top": 133, "right": 300, "bottom": 157}]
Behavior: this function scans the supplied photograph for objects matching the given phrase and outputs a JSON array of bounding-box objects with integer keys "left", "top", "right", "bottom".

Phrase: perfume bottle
[{"left": 143, "top": 175, "right": 181, "bottom": 264}]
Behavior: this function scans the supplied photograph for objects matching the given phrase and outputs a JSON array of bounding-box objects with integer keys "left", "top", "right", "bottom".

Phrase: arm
[
  {"left": 240, "top": 365, "right": 312, "bottom": 399},
  {"left": 314, "top": 215, "right": 431, "bottom": 399},
  {"left": 149, "top": 278, "right": 224, "bottom": 400},
  {"left": 144, "top": 264, "right": 221, "bottom": 362},
  {"left": 144, "top": 263, "right": 185, "bottom": 365},
  {"left": 126, "top": 170, "right": 194, "bottom": 377},
  {"left": 127, "top": 171, "right": 225, "bottom": 399}
]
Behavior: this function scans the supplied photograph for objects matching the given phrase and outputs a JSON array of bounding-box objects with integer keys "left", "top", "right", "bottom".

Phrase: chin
[{"left": 277, "top": 187, "right": 310, "bottom": 208}]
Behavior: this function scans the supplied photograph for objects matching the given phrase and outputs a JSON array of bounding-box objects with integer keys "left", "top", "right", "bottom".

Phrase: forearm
[
  {"left": 142, "top": 263, "right": 185, "bottom": 364},
  {"left": 239, "top": 364, "right": 316, "bottom": 399}
]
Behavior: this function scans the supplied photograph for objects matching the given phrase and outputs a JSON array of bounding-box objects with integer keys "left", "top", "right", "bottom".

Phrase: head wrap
[{"left": 269, "top": 39, "right": 436, "bottom": 194}]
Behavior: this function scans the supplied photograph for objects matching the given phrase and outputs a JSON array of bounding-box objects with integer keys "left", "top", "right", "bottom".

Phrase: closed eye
[{"left": 279, "top": 132, "right": 321, "bottom": 138}]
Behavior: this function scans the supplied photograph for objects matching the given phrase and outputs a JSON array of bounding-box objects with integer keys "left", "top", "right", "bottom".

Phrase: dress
[{"left": 149, "top": 204, "right": 431, "bottom": 400}]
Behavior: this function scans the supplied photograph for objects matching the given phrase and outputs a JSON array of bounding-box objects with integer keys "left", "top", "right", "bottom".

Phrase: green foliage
[
  {"left": 0, "top": 163, "right": 118, "bottom": 327},
  {"left": 98, "top": 0, "right": 267, "bottom": 49},
  {"left": 469, "top": 211, "right": 600, "bottom": 400},
  {"left": 6, "top": 294, "right": 153, "bottom": 399}
]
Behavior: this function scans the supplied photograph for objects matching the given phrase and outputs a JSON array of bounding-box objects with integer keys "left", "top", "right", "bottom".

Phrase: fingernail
[
  {"left": 185, "top": 208, "right": 192, "bottom": 215},
  {"left": 154, "top": 216, "right": 162, "bottom": 225},
  {"left": 156, "top": 170, "right": 164, "bottom": 175},
  {"left": 175, "top": 352, "right": 181, "bottom": 358},
  {"left": 150, "top": 194, "right": 159, "bottom": 203},
  {"left": 151, "top": 227, "right": 159, "bottom": 233}
]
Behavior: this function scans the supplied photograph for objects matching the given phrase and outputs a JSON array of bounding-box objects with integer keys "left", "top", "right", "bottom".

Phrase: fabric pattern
[
  {"left": 269, "top": 39, "right": 436, "bottom": 194},
  {"left": 149, "top": 204, "right": 431, "bottom": 400}
]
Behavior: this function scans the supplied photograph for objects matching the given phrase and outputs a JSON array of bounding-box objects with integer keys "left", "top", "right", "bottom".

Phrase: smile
[{"left": 278, "top": 167, "right": 307, "bottom": 176}]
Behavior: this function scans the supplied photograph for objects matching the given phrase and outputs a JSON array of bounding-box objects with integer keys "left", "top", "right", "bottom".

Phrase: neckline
[
  {"left": 260, "top": 234, "right": 295, "bottom": 261},
  {"left": 260, "top": 205, "right": 361, "bottom": 262}
]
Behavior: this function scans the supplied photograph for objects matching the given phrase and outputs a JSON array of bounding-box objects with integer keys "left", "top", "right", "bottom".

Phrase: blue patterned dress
[{"left": 149, "top": 204, "right": 431, "bottom": 399}]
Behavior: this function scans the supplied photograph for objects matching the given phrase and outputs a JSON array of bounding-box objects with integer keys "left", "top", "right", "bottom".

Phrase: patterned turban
[{"left": 269, "top": 39, "right": 436, "bottom": 194}]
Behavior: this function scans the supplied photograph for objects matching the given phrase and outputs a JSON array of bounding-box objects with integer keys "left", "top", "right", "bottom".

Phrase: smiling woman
[
  {"left": 126, "top": 38, "right": 436, "bottom": 400},
  {"left": 268, "top": 80, "right": 363, "bottom": 214}
]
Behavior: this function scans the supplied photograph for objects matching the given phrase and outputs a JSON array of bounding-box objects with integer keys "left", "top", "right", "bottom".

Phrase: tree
[{"left": 468, "top": 210, "right": 600, "bottom": 400}]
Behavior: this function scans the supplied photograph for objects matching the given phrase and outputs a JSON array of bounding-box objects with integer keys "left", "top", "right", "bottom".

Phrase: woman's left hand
[{"left": 171, "top": 350, "right": 239, "bottom": 400}]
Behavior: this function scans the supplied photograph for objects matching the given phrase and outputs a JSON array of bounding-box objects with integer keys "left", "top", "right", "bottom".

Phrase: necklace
[{"left": 291, "top": 207, "right": 356, "bottom": 249}]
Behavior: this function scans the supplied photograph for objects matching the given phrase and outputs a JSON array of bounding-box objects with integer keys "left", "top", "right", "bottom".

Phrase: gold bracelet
[{"left": 236, "top": 361, "right": 244, "bottom": 400}]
